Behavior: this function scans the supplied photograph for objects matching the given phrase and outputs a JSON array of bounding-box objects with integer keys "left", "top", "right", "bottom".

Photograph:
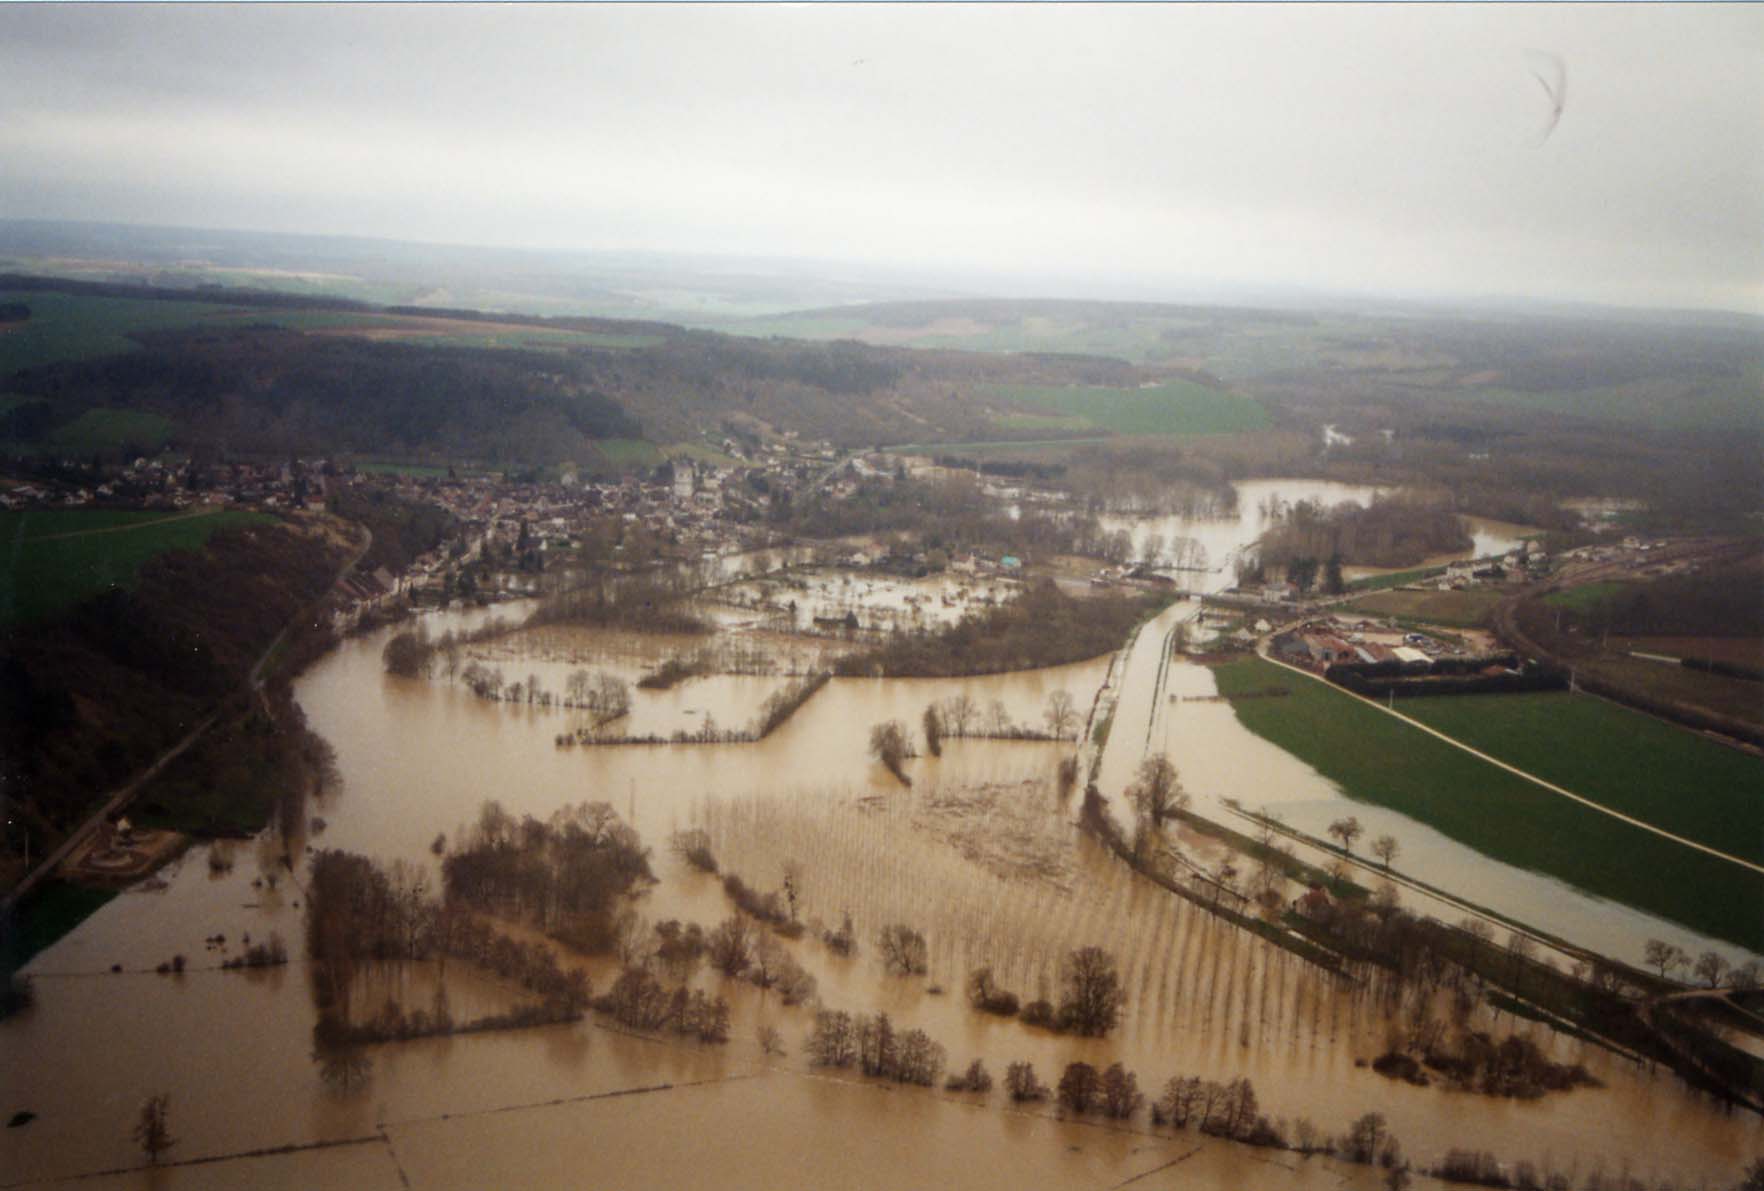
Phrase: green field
[
  {"left": 46, "top": 408, "right": 178, "bottom": 452},
  {"left": 0, "top": 507, "right": 273, "bottom": 626},
  {"left": 1544, "top": 581, "right": 1631, "bottom": 612},
  {"left": 1345, "top": 565, "right": 1448, "bottom": 593},
  {"left": 0, "top": 290, "right": 244, "bottom": 375},
  {"left": 1403, "top": 691, "right": 1764, "bottom": 866},
  {"left": 1353, "top": 587, "right": 1503, "bottom": 628},
  {"left": 993, "top": 411, "right": 1094, "bottom": 432},
  {"left": 664, "top": 441, "right": 742, "bottom": 467},
  {"left": 984, "top": 380, "right": 1269, "bottom": 437},
  {"left": 1213, "top": 655, "right": 1764, "bottom": 952}
]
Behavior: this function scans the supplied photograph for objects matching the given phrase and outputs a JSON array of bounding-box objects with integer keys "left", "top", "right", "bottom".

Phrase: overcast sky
[{"left": 2, "top": 3, "right": 1761, "bottom": 312}]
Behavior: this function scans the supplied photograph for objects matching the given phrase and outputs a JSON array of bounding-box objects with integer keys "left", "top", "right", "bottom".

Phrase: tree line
[{"left": 835, "top": 582, "right": 1164, "bottom": 678}]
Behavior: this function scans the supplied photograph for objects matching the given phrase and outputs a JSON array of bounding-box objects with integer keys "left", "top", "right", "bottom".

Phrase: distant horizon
[
  {"left": 3, "top": 6, "right": 1758, "bottom": 315},
  {"left": 4, "top": 214, "right": 1760, "bottom": 326}
]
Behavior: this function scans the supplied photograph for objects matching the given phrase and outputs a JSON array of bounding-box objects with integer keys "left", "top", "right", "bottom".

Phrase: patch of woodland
[
  {"left": 527, "top": 572, "right": 712, "bottom": 636},
  {"left": 0, "top": 518, "right": 348, "bottom": 850},
  {"left": 835, "top": 581, "right": 1164, "bottom": 678},
  {"left": 1256, "top": 493, "right": 1472, "bottom": 573},
  {"left": 1372, "top": 1030, "right": 1598, "bottom": 1100},
  {"left": 440, "top": 801, "right": 654, "bottom": 956},
  {"left": 5, "top": 326, "right": 643, "bottom": 461}
]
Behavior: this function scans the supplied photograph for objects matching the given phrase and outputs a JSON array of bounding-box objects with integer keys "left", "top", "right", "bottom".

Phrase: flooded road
[{"left": 4, "top": 481, "right": 1757, "bottom": 1189}]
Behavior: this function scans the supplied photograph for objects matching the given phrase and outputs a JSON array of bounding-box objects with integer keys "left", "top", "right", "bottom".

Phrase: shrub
[
  {"left": 966, "top": 966, "right": 1020, "bottom": 1016},
  {"left": 945, "top": 1058, "right": 993, "bottom": 1094},
  {"left": 877, "top": 923, "right": 928, "bottom": 976},
  {"left": 672, "top": 829, "right": 718, "bottom": 875},
  {"left": 1058, "top": 1061, "right": 1099, "bottom": 1114},
  {"left": 822, "top": 912, "right": 858, "bottom": 956},
  {"left": 1004, "top": 1061, "right": 1049, "bottom": 1102}
]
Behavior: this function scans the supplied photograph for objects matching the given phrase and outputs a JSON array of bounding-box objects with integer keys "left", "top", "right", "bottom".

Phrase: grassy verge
[{"left": 1213, "top": 655, "right": 1764, "bottom": 952}]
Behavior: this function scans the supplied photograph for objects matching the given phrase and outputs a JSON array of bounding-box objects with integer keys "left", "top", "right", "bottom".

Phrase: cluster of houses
[{"left": 0, "top": 455, "right": 333, "bottom": 512}]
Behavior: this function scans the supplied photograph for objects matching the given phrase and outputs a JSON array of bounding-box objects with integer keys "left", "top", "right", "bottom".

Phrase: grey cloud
[{"left": 1, "top": 3, "right": 1759, "bottom": 310}]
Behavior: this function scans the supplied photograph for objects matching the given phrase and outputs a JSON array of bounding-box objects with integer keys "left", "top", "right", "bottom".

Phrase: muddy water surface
[{"left": 3, "top": 484, "right": 1756, "bottom": 1189}]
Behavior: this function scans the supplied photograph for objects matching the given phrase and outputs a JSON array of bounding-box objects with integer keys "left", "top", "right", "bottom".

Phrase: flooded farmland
[{"left": 4, "top": 480, "right": 1757, "bottom": 1189}]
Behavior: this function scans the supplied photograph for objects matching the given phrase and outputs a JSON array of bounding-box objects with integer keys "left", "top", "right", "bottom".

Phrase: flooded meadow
[{"left": 4, "top": 480, "right": 1756, "bottom": 1189}]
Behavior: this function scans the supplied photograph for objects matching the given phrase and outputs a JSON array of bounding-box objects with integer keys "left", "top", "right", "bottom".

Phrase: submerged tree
[
  {"left": 1058, "top": 945, "right": 1124, "bottom": 1036},
  {"left": 877, "top": 923, "right": 929, "bottom": 976},
  {"left": 1371, "top": 834, "right": 1399, "bottom": 869},
  {"left": 1004, "top": 1060, "right": 1049, "bottom": 1102},
  {"left": 868, "top": 720, "right": 914, "bottom": 785},
  {"left": 1130, "top": 754, "right": 1186, "bottom": 824},
  {"left": 133, "top": 1093, "right": 176, "bottom": 1164},
  {"left": 1043, "top": 690, "right": 1078, "bottom": 740}
]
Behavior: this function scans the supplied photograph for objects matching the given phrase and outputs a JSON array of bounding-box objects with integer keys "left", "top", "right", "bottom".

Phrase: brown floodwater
[{"left": 4, "top": 485, "right": 1758, "bottom": 1188}]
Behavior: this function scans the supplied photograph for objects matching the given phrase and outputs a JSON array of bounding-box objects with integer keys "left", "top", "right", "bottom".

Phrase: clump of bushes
[
  {"left": 594, "top": 966, "right": 731, "bottom": 1042},
  {"left": 805, "top": 1009, "right": 946, "bottom": 1087},
  {"left": 820, "top": 912, "right": 858, "bottom": 957},
  {"left": 945, "top": 1059, "right": 992, "bottom": 1094},
  {"left": 222, "top": 934, "right": 288, "bottom": 970},
  {"left": 671, "top": 829, "right": 718, "bottom": 875},
  {"left": 1004, "top": 1061, "right": 1049, "bottom": 1102},
  {"left": 722, "top": 873, "right": 788, "bottom": 924},
  {"left": 966, "top": 966, "right": 1021, "bottom": 1016},
  {"left": 877, "top": 923, "right": 928, "bottom": 975}
]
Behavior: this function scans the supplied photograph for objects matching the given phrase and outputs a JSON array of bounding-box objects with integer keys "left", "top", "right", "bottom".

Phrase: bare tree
[
  {"left": 877, "top": 923, "right": 929, "bottom": 975},
  {"left": 1644, "top": 939, "right": 1689, "bottom": 980},
  {"left": 1694, "top": 950, "right": 1731, "bottom": 989},
  {"left": 807, "top": 1010, "right": 856, "bottom": 1067},
  {"left": 133, "top": 1094, "right": 176, "bottom": 1164},
  {"left": 1099, "top": 1063, "right": 1143, "bottom": 1120},
  {"left": 1058, "top": 1061, "right": 1099, "bottom": 1114},
  {"left": 1371, "top": 834, "right": 1399, "bottom": 869},
  {"left": 986, "top": 699, "right": 1012, "bottom": 735},
  {"left": 1005, "top": 1061, "right": 1049, "bottom": 1102},
  {"left": 1155, "top": 1075, "right": 1205, "bottom": 1128},
  {"left": 1043, "top": 690, "right": 1078, "bottom": 740},
  {"left": 1328, "top": 817, "right": 1363, "bottom": 855},
  {"left": 707, "top": 915, "right": 754, "bottom": 977},
  {"left": 1130, "top": 754, "right": 1187, "bottom": 823},
  {"left": 1344, "top": 1111, "right": 1388, "bottom": 1164},
  {"left": 757, "top": 1024, "right": 787, "bottom": 1056},
  {"left": 943, "top": 693, "right": 977, "bottom": 738},
  {"left": 1058, "top": 946, "right": 1124, "bottom": 1036}
]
